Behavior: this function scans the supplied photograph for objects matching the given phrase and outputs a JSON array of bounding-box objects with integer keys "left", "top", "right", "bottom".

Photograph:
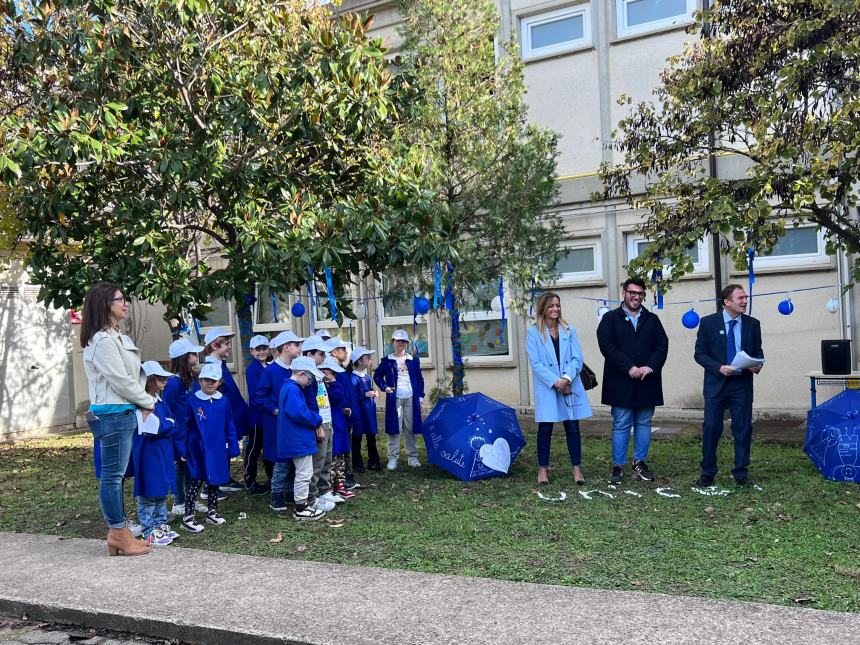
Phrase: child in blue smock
[
  {"left": 181, "top": 362, "right": 240, "bottom": 533},
  {"left": 133, "top": 361, "right": 179, "bottom": 546},
  {"left": 321, "top": 356, "right": 355, "bottom": 500},
  {"left": 374, "top": 329, "right": 424, "bottom": 470},
  {"left": 327, "top": 338, "right": 360, "bottom": 490},
  {"left": 243, "top": 334, "right": 271, "bottom": 493},
  {"left": 349, "top": 347, "right": 381, "bottom": 472},
  {"left": 276, "top": 357, "right": 326, "bottom": 521},
  {"left": 163, "top": 337, "right": 203, "bottom": 518},
  {"left": 256, "top": 330, "right": 305, "bottom": 512}
]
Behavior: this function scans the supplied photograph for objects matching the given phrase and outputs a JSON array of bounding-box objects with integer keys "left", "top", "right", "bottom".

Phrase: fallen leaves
[
  {"left": 296, "top": 545, "right": 307, "bottom": 553},
  {"left": 793, "top": 596, "right": 812, "bottom": 605},
  {"left": 269, "top": 532, "right": 283, "bottom": 544}
]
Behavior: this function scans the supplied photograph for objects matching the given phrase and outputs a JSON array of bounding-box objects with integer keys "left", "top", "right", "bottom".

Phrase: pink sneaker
[
  {"left": 334, "top": 483, "right": 356, "bottom": 499},
  {"left": 145, "top": 529, "right": 174, "bottom": 546}
]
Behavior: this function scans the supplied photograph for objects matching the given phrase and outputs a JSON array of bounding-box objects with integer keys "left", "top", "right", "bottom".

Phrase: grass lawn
[{"left": 1, "top": 431, "right": 858, "bottom": 612}]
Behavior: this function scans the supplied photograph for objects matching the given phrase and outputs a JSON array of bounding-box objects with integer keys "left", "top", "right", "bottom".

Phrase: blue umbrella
[
  {"left": 804, "top": 389, "right": 860, "bottom": 483},
  {"left": 423, "top": 392, "right": 526, "bottom": 481}
]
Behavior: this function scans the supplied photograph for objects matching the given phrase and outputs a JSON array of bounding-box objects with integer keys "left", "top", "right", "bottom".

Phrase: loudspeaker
[{"left": 821, "top": 339, "right": 852, "bottom": 375}]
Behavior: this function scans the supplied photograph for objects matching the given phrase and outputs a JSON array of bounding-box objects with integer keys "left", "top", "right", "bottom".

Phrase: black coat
[{"left": 596, "top": 306, "right": 669, "bottom": 408}]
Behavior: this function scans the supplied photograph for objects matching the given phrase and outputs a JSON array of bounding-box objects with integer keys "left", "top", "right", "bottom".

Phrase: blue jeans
[
  {"left": 611, "top": 406, "right": 655, "bottom": 465},
  {"left": 88, "top": 410, "right": 136, "bottom": 529},
  {"left": 536, "top": 420, "right": 581, "bottom": 467},
  {"left": 271, "top": 460, "right": 295, "bottom": 495},
  {"left": 137, "top": 496, "right": 168, "bottom": 537}
]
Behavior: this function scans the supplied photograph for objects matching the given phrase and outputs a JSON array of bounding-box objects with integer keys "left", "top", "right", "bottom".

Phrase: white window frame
[
  {"left": 376, "top": 277, "right": 433, "bottom": 365},
  {"left": 252, "top": 286, "right": 294, "bottom": 333},
  {"left": 520, "top": 3, "right": 593, "bottom": 61},
  {"left": 616, "top": 0, "right": 696, "bottom": 38},
  {"left": 627, "top": 234, "right": 710, "bottom": 275},
  {"left": 755, "top": 225, "right": 831, "bottom": 270},
  {"left": 553, "top": 239, "right": 603, "bottom": 285}
]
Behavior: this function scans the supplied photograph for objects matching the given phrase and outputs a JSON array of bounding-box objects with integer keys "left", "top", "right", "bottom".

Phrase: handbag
[{"left": 579, "top": 363, "right": 598, "bottom": 391}]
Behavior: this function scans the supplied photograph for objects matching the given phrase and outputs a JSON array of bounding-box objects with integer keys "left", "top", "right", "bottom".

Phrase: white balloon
[
  {"left": 597, "top": 305, "right": 610, "bottom": 319},
  {"left": 354, "top": 302, "right": 368, "bottom": 320},
  {"left": 490, "top": 296, "right": 503, "bottom": 312},
  {"left": 826, "top": 297, "right": 840, "bottom": 314}
]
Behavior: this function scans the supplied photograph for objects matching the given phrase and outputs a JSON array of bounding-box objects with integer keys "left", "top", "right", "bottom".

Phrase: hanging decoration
[
  {"left": 354, "top": 300, "right": 368, "bottom": 321},
  {"left": 651, "top": 268, "right": 664, "bottom": 310},
  {"left": 681, "top": 308, "right": 700, "bottom": 329},
  {"left": 192, "top": 317, "right": 203, "bottom": 344},
  {"left": 529, "top": 277, "right": 536, "bottom": 318},
  {"left": 306, "top": 267, "right": 316, "bottom": 330},
  {"left": 597, "top": 301, "right": 610, "bottom": 319},
  {"left": 747, "top": 248, "right": 756, "bottom": 314},
  {"left": 445, "top": 263, "right": 455, "bottom": 311},
  {"left": 349, "top": 321, "right": 354, "bottom": 347},
  {"left": 324, "top": 266, "right": 337, "bottom": 321},
  {"left": 827, "top": 297, "right": 840, "bottom": 314},
  {"left": 291, "top": 302, "right": 305, "bottom": 317},
  {"left": 271, "top": 292, "right": 278, "bottom": 321},
  {"left": 413, "top": 295, "right": 430, "bottom": 337},
  {"left": 777, "top": 295, "right": 794, "bottom": 316},
  {"left": 433, "top": 261, "right": 443, "bottom": 310}
]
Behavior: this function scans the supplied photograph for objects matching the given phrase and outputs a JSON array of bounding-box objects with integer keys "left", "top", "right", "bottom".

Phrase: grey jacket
[{"left": 83, "top": 329, "right": 156, "bottom": 409}]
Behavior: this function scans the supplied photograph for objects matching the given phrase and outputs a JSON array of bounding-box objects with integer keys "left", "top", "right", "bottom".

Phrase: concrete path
[{"left": 1, "top": 532, "right": 856, "bottom": 645}]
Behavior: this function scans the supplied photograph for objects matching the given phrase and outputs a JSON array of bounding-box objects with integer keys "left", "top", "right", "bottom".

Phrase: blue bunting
[{"left": 324, "top": 265, "right": 337, "bottom": 321}]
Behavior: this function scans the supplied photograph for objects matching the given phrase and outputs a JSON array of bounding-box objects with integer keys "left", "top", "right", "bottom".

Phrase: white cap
[
  {"left": 320, "top": 356, "right": 345, "bottom": 373},
  {"left": 270, "top": 330, "right": 305, "bottom": 349},
  {"left": 168, "top": 337, "right": 204, "bottom": 359},
  {"left": 249, "top": 335, "right": 270, "bottom": 349},
  {"left": 350, "top": 347, "right": 376, "bottom": 364},
  {"left": 289, "top": 356, "right": 324, "bottom": 379},
  {"left": 325, "top": 338, "right": 348, "bottom": 352},
  {"left": 301, "top": 335, "right": 327, "bottom": 353},
  {"left": 199, "top": 362, "right": 223, "bottom": 381},
  {"left": 204, "top": 326, "right": 235, "bottom": 346},
  {"left": 142, "top": 360, "right": 174, "bottom": 378},
  {"left": 391, "top": 329, "right": 410, "bottom": 342},
  {"left": 314, "top": 329, "right": 332, "bottom": 340}
]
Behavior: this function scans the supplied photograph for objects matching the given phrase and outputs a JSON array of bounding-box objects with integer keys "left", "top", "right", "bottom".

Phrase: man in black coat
[
  {"left": 694, "top": 283, "right": 763, "bottom": 487},
  {"left": 597, "top": 278, "right": 669, "bottom": 485}
]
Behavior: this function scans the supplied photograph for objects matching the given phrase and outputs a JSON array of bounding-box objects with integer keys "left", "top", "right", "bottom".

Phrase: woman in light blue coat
[{"left": 525, "top": 291, "right": 592, "bottom": 485}]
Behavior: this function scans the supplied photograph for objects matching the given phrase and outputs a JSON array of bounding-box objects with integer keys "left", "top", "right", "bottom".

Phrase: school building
[{"left": 1, "top": 0, "right": 856, "bottom": 438}]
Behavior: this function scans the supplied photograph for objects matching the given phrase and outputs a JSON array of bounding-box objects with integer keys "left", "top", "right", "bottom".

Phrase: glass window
[
  {"left": 203, "top": 297, "right": 231, "bottom": 328},
  {"left": 381, "top": 323, "right": 430, "bottom": 359},
  {"left": 627, "top": 235, "right": 709, "bottom": 274},
  {"left": 755, "top": 226, "right": 829, "bottom": 270},
  {"left": 617, "top": 0, "right": 695, "bottom": 37},
  {"left": 380, "top": 275, "right": 415, "bottom": 318},
  {"left": 558, "top": 247, "right": 595, "bottom": 273},
  {"left": 255, "top": 287, "right": 291, "bottom": 327},
  {"left": 636, "top": 240, "right": 699, "bottom": 264},
  {"left": 461, "top": 319, "right": 509, "bottom": 358},
  {"left": 764, "top": 227, "right": 819, "bottom": 257},
  {"left": 521, "top": 4, "right": 592, "bottom": 60},
  {"left": 552, "top": 241, "right": 602, "bottom": 284}
]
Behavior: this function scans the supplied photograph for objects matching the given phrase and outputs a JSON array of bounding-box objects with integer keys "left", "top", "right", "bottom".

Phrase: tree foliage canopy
[
  {"left": 1, "top": 0, "right": 438, "bottom": 320},
  {"left": 599, "top": 0, "right": 860, "bottom": 284}
]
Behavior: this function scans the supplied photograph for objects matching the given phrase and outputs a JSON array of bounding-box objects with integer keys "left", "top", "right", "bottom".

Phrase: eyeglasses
[
  {"left": 625, "top": 290, "right": 646, "bottom": 299},
  {"left": 111, "top": 296, "right": 132, "bottom": 304}
]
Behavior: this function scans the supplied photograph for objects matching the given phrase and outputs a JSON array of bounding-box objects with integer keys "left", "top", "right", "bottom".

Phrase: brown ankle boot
[{"left": 107, "top": 527, "right": 150, "bottom": 556}]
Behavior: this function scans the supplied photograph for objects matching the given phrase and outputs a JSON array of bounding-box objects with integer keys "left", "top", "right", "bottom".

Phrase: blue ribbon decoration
[
  {"left": 192, "top": 317, "right": 202, "bottom": 344},
  {"left": 445, "top": 262, "right": 454, "bottom": 311},
  {"left": 349, "top": 321, "right": 354, "bottom": 348},
  {"left": 324, "top": 265, "right": 337, "bottom": 321},
  {"left": 178, "top": 321, "right": 190, "bottom": 335},
  {"left": 498, "top": 275, "right": 506, "bottom": 344},
  {"left": 529, "top": 277, "right": 536, "bottom": 318},
  {"left": 748, "top": 248, "right": 755, "bottom": 314},
  {"left": 433, "top": 260, "right": 442, "bottom": 309},
  {"left": 651, "top": 269, "right": 664, "bottom": 310},
  {"left": 271, "top": 292, "right": 278, "bottom": 321}
]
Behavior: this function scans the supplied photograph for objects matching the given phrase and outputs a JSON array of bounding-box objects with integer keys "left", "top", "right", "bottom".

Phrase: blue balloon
[
  {"left": 291, "top": 302, "right": 305, "bottom": 317},
  {"left": 682, "top": 309, "right": 700, "bottom": 329},
  {"left": 414, "top": 295, "right": 431, "bottom": 315},
  {"left": 778, "top": 299, "right": 794, "bottom": 315}
]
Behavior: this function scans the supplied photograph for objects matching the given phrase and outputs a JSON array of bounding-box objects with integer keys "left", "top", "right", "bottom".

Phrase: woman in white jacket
[{"left": 82, "top": 282, "right": 155, "bottom": 556}]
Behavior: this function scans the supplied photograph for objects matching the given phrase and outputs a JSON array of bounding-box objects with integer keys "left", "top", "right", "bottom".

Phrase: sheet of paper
[
  {"left": 136, "top": 409, "right": 160, "bottom": 435},
  {"left": 731, "top": 350, "right": 765, "bottom": 370}
]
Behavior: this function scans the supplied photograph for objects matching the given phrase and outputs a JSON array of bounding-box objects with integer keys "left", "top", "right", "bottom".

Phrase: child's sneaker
[
  {"left": 205, "top": 511, "right": 226, "bottom": 525},
  {"left": 146, "top": 529, "right": 173, "bottom": 546},
  {"left": 181, "top": 515, "right": 204, "bottom": 534},
  {"left": 270, "top": 493, "right": 288, "bottom": 512},
  {"left": 127, "top": 522, "right": 143, "bottom": 538},
  {"left": 333, "top": 483, "right": 356, "bottom": 499},
  {"left": 194, "top": 501, "right": 209, "bottom": 513},
  {"left": 387, "top": 458, "right": 398, "bottom": 471},
  {"left": 312, "top": 497, "right": 336, "bottom": 512},
  {"left": 169, "top": 503, "right": 185, "bottom": 518},
  {"left": 319, "top": 491, "right": 345, "bottom": 504},
  {"left": 293, "top": 505, "right": 326, "bottom": 521},
  {"left": 158, "top": 524, "right": 179, "bottom": 540},
  {"left": 407, "top": 457, "right": 422, "bottom": 468},
  {"left": 345, "top": 476, "right": 362, "bottom": 490},
  {"left": 200, "top": 489, "right": 228, "bottom": 501}
]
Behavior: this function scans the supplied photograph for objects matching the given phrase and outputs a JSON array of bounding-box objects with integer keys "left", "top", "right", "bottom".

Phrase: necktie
[{"left": 726, "top": 319, "right": 737, "bottom": 366}]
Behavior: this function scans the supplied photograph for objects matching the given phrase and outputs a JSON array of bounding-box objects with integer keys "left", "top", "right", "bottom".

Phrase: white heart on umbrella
[{"left": 478, "top": 437, "right": 511, "bottom": 473}]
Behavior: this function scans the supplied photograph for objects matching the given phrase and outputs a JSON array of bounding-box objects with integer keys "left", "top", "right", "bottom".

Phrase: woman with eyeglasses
[
  {"left": 81, "top": 282, "right": 156, "bottom": 556},
  {"left": 525, "top": 291, "right": 592, "bottom": 485}
]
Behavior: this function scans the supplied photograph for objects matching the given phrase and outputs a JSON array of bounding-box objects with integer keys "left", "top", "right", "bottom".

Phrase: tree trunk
[{"left": 450, "top": 305, "right": 465, "bottom": 396}]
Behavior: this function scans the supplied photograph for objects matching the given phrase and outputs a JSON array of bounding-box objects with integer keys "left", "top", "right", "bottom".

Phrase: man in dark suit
[
  {"left": 694, "top": 283, "right": 764, "bottom": 486},
  {"left": 597, "top": 278, "right": 669, "bottom": 484}
]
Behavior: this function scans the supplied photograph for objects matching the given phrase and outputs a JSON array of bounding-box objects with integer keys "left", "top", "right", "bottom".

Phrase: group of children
[{"left": 110, "top": 326, "right": 425, "bottom": 544}]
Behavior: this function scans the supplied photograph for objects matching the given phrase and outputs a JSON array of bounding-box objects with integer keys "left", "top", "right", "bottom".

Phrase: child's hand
[
  {"left": 315, "top": 426, "right": 325, "bottom": 441},
  {"left": 343, "top": 407, "right": 351, "bottom": 417},
  {"left": 366, "top": 391, "right": 377, "bottom": 399}
]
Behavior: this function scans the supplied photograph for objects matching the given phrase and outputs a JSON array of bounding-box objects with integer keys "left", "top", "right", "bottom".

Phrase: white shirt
[
  {"left": 392, "top": 354, "right": 413, "bottom": 399},
  {"left": 316, "top": 380, "right": 332, "bottom": 425}
]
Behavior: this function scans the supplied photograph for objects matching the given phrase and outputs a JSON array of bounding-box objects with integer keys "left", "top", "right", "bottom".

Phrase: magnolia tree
[
  {"left": 599, "top": 0, "right": 860, "bottom": 284},
  {"left": 397, "top": 0, "right": 562, "bottom": 394},
  {"left": 0, "top": 0, "right": 439, "bottom": 329}
]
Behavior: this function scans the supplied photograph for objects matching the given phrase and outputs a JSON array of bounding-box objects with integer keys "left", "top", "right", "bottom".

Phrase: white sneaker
[
  {"left": 169, "top": 503, "right": 185, "bottom": 518},
  {"left": 181, "top": 515, "right": 204, "bottom": 534},
  {"left": 128, "top": 522, "right": 143, "bottom": 538},
  {"left": 319, "top": 492, "right": 345, "bottom": 504},
  {"left": 294, "top": 506, "right": 326, "bottom": 521},
  {"left": 387, "top": 458, "right": 398, "bottom": 471},
  {"left": 408, "top": 457, "right": 422, "bottom": 468},
  {"left": 194, "top": 501, "right": 208, "bottom": 513},
  {"left": 312, "top": 498, "right": 336, "bottom": 512},
  {"left": 205, "top": 511, "right": 226, "bottom": 525}
]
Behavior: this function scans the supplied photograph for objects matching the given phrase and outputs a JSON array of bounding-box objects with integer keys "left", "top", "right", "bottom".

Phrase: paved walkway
[{"left": 2, "top": 533, "right": 857, "bottom": 645}]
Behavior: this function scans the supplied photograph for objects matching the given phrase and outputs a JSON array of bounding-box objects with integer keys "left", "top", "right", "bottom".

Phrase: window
[
  {"left": 311, "top": 280, "right": 356, "bottom": 348},
  {"left": 554, "top": 240, "right": 602, "bottom": 284},
  {"left": 460, "top": 283, "right": 510, "bottom": 361},
  {"left": 253, "top": 286, "right": 292, "bottom": 332},
  {"left": 521, "top": 4, "right": 592, "bottom": 60},
  {"left": 616, "top": 0, "right": 696, "bottom": 38},
  {"left": 755, "top": 226, "right": 830, "bottom": 270},
  {"left": 378, "top": 275, "right": 431, "bottom": 361},
  {"left": 627, "top": 235, "right": 709, "bottom": 275}
]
